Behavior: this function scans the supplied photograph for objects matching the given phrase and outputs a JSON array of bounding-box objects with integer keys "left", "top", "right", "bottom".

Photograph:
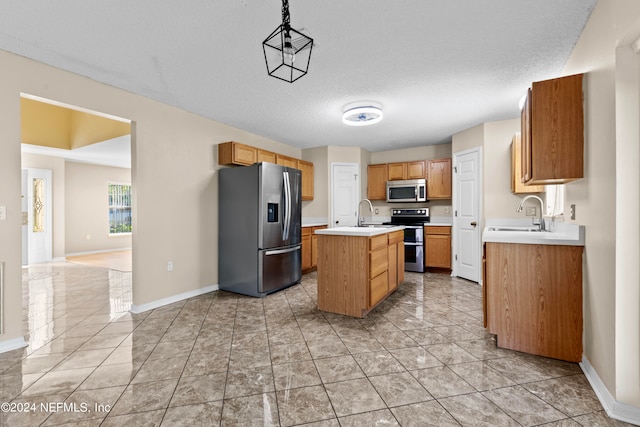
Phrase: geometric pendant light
[{"left": 262, "top": 0, "right": 313, "bottom": 83}]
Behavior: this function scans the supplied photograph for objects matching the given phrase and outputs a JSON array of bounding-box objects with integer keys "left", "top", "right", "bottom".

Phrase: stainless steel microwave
[{"left": 386, "top": 179, "right": 427, "bottom": 203}]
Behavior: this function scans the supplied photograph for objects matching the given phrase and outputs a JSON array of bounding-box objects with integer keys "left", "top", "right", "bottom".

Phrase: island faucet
[
  {"left": 516, "top": 195, "right": 546, "bottom": 231},
  {"left": 357, "top": 199, "right": 374, "bottom": 227}
]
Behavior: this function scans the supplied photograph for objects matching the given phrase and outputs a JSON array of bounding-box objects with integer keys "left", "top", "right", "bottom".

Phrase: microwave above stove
[{"left": 386, "top": 179, "right": 427, "bottom": 203}]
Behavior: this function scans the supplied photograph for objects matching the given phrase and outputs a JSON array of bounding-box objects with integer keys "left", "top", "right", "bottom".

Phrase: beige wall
[
  {"left": 21, "top": 153, "right": 66, "bottom": 260},
  {"left": 65, "top": 162, "right": 132, "bottom": 254},
  {"left": 301, "top": 146, "right": 329, "bottom": 220},
  {"left": 561, "top": 0, "right": 640, "bottom": 409}
]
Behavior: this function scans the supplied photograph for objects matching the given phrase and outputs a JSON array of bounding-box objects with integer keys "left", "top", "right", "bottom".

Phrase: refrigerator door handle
[
  {"left": 282, "top": 171, "right": 291, "bottom": 241},
  {"left": 265, "top": 245, "right": 301, "bottom": 256}
]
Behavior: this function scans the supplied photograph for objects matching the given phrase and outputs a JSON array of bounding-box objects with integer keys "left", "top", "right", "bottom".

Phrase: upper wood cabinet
[
  {"left": 257, "top": 149, "right": 276, "bottom": 163},
  {"left": 218, "top": 141, "right": 257, "bottom": 166},
  {"left": 298, "top": 159, "right": 314, "bottom": 201},
  {"left": 521, "top": 73, "right": 584, "bottom": 185},
  {"left": 511, "top": 134, "right": 544, "bottom": 194},
  {"left": 218, "top": 141, "right": 314, "bottom": 200},
  {"left": 427, "top": 158, "right": 452, "bottom": 199},
  {"left": 407, "top": 161, "right": 427, "bottom": 179},
  {"left": 367, "top": 164, "right": 388, "bottom": 200},
  {"left": 387, "top": 161, "right": 426, "bottom": 180},
  {"left": 387, "top": 162, "right": 406, "bottom": 180},
  {"left": 276, "top": 154, "right": 298, "bottom": 169}
]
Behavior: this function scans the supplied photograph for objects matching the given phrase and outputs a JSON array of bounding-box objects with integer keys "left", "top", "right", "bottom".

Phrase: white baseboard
[
  {"left": 130, "top": 284, "right": 219, "bottom": 314},
  {"left": 0, "top": 336, "right": 28, "bottom": 354},
  {"left": 52, "top": 257, "right": 66, "bottom": 262},
  {"left": 581, "top": 356, "right": 640, "bottom": 425},
  {"left": 65, "top": 247, "right": 132, "bottom": 257}
]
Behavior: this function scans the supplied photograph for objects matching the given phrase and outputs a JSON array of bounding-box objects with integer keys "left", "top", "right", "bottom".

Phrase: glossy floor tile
[{"left": 0, "top": 262, "right": 633, "bottom": 426}]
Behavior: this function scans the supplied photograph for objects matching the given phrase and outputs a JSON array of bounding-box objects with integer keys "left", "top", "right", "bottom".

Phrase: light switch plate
[{"left": 0, "top": 206, "right": 6, "bottom": 220}]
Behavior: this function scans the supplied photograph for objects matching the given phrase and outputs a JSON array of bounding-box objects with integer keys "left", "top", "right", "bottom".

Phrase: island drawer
[
  {"left": 370, "top": 247, "right": 388, "bottom": 278},
  {"left": 370, "top": 234, "right": 388, "bottom": 251},
  {"left": 388, "top": 230, "right": 404, "bottom": 245}
]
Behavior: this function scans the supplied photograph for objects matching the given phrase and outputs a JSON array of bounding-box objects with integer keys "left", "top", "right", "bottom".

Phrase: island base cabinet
[
  {"left": 484, "top": 242, "right": 583, "bottom": 362},
  {"left": 317, "top": 230, "right": 404, "bottom": 318}
]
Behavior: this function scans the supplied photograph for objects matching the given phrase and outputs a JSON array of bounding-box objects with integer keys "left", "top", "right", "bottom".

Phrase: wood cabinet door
[
  {"left": 232, "top": 143, "right": 257, "bottom": 166},
  {"left": 511, "top": 135, "right": 544, "bottom": 194},
  {"left": 388, "top": 243, "right": 398, "bottom": 292},
  {"left": 521, "top": 89, "right": 532, "bottom": 182},
  {"left": 276, "top": 154, "right": 298, "bottom": 169},
  {"left": 298, "top": 160, "right": 314, "bottom": 200},
  {"left": 407, "top": 161, "right": 426, "bottom": 179},
  {"left": 301, "top": 234, "right": 312, "bottom": 271},
  {"left": 427, "top": 158, "right": 452, "bottom": 199},
  {"left": 425, "top": 234, "right": 451, "bottom": 268},
  {"left": 311, "top": 226, "right": 326, "bottom": 267},
  {"left": 485, "top": 242, "right": 583, "bottom": 362},
  {"left": 367, "top": 164, "right": 388, "bottom": 200},
  {"left": 527, "top": 74, "right": 584, "bottom": 184},
  {"left": 387, "top": 162, "right": 406, "bottom": 180},
  {"left": 257, "top": 149, "right": 277, "bottom": 163}
]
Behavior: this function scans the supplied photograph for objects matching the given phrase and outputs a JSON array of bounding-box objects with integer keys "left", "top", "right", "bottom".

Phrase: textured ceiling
[{"left": 0, "top": 1, "right": 596, "bottom": 152}]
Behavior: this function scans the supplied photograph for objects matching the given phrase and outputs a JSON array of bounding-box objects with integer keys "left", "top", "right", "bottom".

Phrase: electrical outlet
[
  {"left": 0, "top": 206, "right": 6, "bottom": 221},
  {"left": 526, "top": 207, "right": 537, "bottom": 216},
  {"left": 167, "top": 261, "right": 174, "bottom": 272},
  {"left": 570, "top": 204, "right": 576, "bottom": 220},
  {"left": 444, "top": 207, "right": 451, "bottom": 214},
  {"left": 374, "top": 208, "right": 379, "bottom": 214}
]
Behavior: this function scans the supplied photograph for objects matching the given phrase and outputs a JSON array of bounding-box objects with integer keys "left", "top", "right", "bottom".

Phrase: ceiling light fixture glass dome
[{"left": 342, "top": 104, "right": 384, "bottom": 126}]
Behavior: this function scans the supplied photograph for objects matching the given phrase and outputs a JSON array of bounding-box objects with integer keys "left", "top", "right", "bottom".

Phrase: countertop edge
[{"left": 315, "top": 226, "right": 405, "bottom": 237}]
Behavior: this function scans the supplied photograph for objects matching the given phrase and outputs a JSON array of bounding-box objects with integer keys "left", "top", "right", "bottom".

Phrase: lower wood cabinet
[
  {"left": 302, "top": 225, "right": 327, "bottom": 273},
  {"left": 317, "top": 230, "right": 404, "bottom": 318},
  {"left": 424, "top": 226, "right": 451, "bottom": 269},
  {"left": 484, "top": 242, "right": 583, "bottom": 362}
]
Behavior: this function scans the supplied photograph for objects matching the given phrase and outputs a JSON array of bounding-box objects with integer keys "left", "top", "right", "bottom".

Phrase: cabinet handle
[{"left": 470, "top": 221, "right": 477, "bottom": 227}]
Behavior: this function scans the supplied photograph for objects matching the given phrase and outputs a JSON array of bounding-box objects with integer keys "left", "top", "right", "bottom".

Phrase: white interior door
[
  {"left": 453, "top": 148, "right": 481, "bottom": 282},
  {"left": 331, "top": 163, "right": 359, "bottom": 228},
  {"left": 25, "top": 168, "right": 53, "bottom": 264}
]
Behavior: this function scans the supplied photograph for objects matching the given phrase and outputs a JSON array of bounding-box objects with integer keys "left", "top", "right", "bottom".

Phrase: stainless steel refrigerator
[{"left": 218, "top": 162, "right": 302, "bottom": 297}]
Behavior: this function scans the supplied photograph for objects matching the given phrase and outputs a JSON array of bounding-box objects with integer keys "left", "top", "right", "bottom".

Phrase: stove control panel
[{"left": 391, "top": 208, "right": 430, "bottom": 218}]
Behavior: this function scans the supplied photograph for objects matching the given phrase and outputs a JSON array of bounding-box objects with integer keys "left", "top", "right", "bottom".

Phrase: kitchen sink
[{"left": 488, "top": 226, "right": 545, "bottom": 232}]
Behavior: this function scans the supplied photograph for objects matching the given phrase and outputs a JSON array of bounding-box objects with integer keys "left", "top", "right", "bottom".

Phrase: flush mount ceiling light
[
  {"left": 262, "top": 0, "right": 314, "bottom": 83},
  {"left": 342, "top": 103, "right": 384, "bottom": 126}
]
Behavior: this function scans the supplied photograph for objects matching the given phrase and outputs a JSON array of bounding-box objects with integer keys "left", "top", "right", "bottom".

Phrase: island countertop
[{"left": 314, "top": 225, "right": 405, "bottom": 237}]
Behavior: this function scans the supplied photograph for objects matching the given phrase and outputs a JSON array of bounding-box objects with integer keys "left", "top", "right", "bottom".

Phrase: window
[
  {"left": 109, "top": 183, "right": 132, "bottom": 235},
  {"left": 545, "top": 184, "right": 565, "bottom": 218}
]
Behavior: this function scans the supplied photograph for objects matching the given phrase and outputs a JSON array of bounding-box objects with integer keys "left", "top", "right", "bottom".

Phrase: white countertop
[
  {"left": 301, "top": 222, "right": 328, "bottom": 228},
  {"left": 314, "top": 225, "right": 405, "bottom": 237},
  {"left": 482, "top": 219, "right": 585, "bottom": 246},
  {"left": 426, "top": 223, "right": 451, "bottom": 227}
]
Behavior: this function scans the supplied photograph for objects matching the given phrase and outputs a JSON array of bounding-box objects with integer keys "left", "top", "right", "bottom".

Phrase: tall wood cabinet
[
  {"left": 521, "top": 73, "right": 584, "bottom": 185},
  {"left": 484, "top": 242, "right": 583, "bottom": 362},
  {"left": 427, "top": 158, "right": 452, "bottom": 199}
]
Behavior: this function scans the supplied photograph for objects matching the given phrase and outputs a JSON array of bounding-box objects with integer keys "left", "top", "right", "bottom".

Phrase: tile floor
[{"left": 0, "top": 262, "right": 632, "bottom": 426}]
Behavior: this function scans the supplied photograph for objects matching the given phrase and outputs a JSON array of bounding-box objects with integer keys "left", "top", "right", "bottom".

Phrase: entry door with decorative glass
[{"left": 23, "top": 168, "right": 53, "bottom": 264}]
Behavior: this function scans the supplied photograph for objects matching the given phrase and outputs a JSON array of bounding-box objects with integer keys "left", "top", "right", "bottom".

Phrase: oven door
[
  {"left": 403, "top": 225, "right": 424, "bottom": 244},
  {"left": 404, "top": 242, "right": 424, "bottom": 272}
]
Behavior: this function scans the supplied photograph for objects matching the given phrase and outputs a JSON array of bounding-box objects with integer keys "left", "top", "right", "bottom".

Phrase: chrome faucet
[
  {"left": 357, "top": 199, "right": 374, "bottom": 227},
  {"left": 516, "top": 195, "right": 546, "bottom": 231}
]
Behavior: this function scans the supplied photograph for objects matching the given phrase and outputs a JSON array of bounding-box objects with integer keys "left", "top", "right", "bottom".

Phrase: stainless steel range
[{"left": 385, "top": 208, "right": 430, "bottom": 272}]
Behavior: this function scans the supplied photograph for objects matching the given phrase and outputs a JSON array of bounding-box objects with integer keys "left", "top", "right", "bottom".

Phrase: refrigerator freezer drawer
[{"left": 259, "top": 245, "right": 302, "bottom": 294}]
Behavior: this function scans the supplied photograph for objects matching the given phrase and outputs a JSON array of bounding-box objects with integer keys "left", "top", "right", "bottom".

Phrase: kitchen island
[{"left": 315, "top": 226, "right": 404, "bottom": 318}]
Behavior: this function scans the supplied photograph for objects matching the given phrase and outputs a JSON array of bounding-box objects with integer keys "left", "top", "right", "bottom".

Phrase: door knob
[
  {"left": 470, "top": 221, "right": 477, "bottom": 227},
  {"left": 335, "top": 220, "right": 339, "bottom": 224}
]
